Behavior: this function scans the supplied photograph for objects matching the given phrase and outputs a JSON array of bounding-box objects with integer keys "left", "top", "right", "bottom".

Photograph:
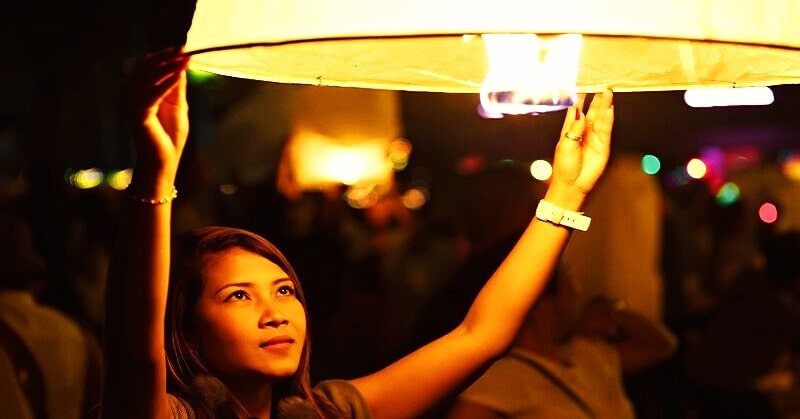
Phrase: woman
[{"left": 101, "top": 47, "right": 614, "bottom": 418}]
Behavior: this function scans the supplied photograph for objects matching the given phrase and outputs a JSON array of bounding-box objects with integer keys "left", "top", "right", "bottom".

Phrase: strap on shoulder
[{"left": 508, "top": 351, "right": 596, "bottom": 419}]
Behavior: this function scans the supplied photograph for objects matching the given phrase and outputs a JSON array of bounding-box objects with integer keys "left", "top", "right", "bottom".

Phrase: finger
[
  {"left": 584, "top": 103, "right": 614, "bottom": 153},
  {"left": 583, "top": 90, "right": 612, "bottom": 136},
  {"left": 591, "top": 105, "right": 614, "bottom": 141},
  {"left": 561, "top": 107, "right": 586, "bottom": 147},
  {"left": 140, "top": 46, "right": 186, "bottom": 67},
  {"left": 130, "top": 47, "right": 189, "bottom": 85},
  {"left": 575, "top": 93, "right": 587, "bottom": 112},
  {"left": 559, "top": 93, "right": 588, "bottom": 136},
  {"left": 175, "top": 69, "right": 187, "bottom": 105},
  {"left": 130, "top": 56, "right": 189, "bottom": 107},
  {"left": 141, "top": 55, "right": 190, "bottom": 85},
  {"left": 585, "top": 89, "right": 613, "bottom": 129},
  {"left": 597, "top": 105, "right": 615, "bottom": 145}
]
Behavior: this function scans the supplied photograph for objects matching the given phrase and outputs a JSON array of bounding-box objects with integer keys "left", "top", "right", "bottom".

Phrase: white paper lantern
[{"left": 185, "top": 0, "right": 800, "bottom": 93}]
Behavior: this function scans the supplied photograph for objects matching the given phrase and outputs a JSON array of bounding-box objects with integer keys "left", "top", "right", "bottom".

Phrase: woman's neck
[{"left": 223, "top": 377, "right": 274, "bottom": 418}]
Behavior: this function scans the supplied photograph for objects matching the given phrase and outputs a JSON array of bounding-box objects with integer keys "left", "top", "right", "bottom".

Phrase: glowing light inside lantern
[
  {"left": 684, "top": 87, "right": 774, "bottom": 107},
  {"left": 479, "top": 34, "right": 582, "bottom": 116}
]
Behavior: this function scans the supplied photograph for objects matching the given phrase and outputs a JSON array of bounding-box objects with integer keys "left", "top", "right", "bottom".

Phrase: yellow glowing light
[
  {"left": 401, "top": 187, "right": 428, "bottom": 210},
  {"left": 686, "top": 158, "right": 707, "bottom": 179},
  {"left": 283, "top": 86, "right": 400, "bottom": 192},
  {"left": 71, "top": 168, "right": 105, "bottom": 189},
  {"left": 345, "top": 185, "right": 380, "bottom": 209},
  {"left": 289, "top": 132, "right": 393, "bottom": 188},
  {"left": 387, "top": 138, "right": 413, "bottom": 171},
  {"left": 529, "top": 159, "right": 553, "bottom": 181},
  {"left": 219, "top": 184, "right": 238, "bottom": 195},
  {"left": 779, "top": 152, "right": 800, "bottom": 181},
  {"left": 106, "top": 169, "right": 133, "bottom": 190},
  {"left": 480, "top": 34, "right": 582, "bottom": 116}
]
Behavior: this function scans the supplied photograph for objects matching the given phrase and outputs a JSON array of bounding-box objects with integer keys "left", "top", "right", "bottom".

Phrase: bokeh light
[
  {"left": 641, "top": 154, "right": 661, "bottom": 175},
  {"left": 529, "top": 159, "right": 553, "bottom": 181},
  {"left": 714, "top": 182, "right": 740, "bottom": 206},
  {"left": 67, "top": 167, "right": 105, "bottom": 189},
  {"left": 686, "top": 158, "right": 708, "bottom": 179},
  {"left": 401, "top": 187, "right": 429, "bottom": 210},
  {"left": 219, "top": 183, "right": 238, "bottom": 195},
  {"left": 457, "top": 153, "right": 487, "bottom": 174},
  {"left": 388, "top": 138, "right": 413, "bottom": 171},
  {"left": 683, "top": 86, "right": 774, "bottom": 107},
  {"left": 344, "top": 185, "right": 380, "bottom": 209},
  {"left": 188, "top": 68, "right": 218, "bottom": 84},
  {"left": 758, "top": 202, "right": 779, "bottom": 224},
  {"left": 106, "top": 169, "right": 133, "bottom": 190},
  {"left": 777, "top": 149, "right": 800, "bottom": 181},
  {"left": 668, "top": 167, "right": 691, "bottom": 187}
]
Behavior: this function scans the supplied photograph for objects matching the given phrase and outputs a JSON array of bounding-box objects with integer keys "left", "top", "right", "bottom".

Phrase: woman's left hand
[{"left": 549, "top": 90, "right": 614, "bottom": 203}]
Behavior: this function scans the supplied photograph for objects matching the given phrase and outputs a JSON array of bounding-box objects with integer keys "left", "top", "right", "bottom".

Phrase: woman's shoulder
[
  {"left": 166, "top": 381, "right": 371, "bottom": 418},
  {"left": 313, "top": 380, "right": 371, "bottom": 418}
]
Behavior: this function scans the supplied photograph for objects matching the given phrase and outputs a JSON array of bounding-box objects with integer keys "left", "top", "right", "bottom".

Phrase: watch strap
[{"left": 535, "top": 199, "right": 591, "bottom": 231}]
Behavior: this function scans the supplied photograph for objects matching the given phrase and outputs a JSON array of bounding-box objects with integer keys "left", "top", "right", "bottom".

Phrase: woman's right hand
[{"left": 121, "top": 47, "right": 191, "bottom": 185}]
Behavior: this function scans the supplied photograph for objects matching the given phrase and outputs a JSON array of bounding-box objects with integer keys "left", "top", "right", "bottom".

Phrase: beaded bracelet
[{"left": 130, "top": 187, "right": 178, "bottom": 205}]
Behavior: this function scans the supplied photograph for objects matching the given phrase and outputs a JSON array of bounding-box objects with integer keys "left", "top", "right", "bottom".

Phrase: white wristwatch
[{"left": 535, "top": 200, "right": 591, "bottom": 231}]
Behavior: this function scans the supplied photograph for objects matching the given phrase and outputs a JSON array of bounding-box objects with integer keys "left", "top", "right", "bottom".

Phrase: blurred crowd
[{"left": 1, "top": 85, "right": 799, "bottom": 418}]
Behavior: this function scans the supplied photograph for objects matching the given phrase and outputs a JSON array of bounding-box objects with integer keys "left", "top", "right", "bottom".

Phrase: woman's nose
[{"left": 259, "top": 304, "right": 289, "bottom": 328}]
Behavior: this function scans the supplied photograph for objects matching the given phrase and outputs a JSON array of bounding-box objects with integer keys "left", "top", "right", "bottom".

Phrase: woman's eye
[
  {"left": 225, "top": 290, "right": 250, "bottom": 301},
  {"left": 277, "top": 284, "right": 296, "bottom": 297}
]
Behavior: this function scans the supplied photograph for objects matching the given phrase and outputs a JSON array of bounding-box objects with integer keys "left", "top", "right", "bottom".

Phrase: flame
[{"left": 479, "top": 34, "right": 582, "bottom": 116}]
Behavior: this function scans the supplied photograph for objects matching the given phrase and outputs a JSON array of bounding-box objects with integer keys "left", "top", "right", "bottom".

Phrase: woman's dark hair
[{"left": 164, "top": 226, "right": 339, "bottom": 417}]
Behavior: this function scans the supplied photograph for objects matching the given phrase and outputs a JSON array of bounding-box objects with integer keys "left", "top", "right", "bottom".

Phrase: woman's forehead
[{"left": 203, "top": 248, "right": 290, "bottom": 284}]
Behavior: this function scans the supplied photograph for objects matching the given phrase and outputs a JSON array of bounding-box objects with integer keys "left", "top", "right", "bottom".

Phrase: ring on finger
[{"left": 565, "top": 132, "right": 583, "bottom": 142}]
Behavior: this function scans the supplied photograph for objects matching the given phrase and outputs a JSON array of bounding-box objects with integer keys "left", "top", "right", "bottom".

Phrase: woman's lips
[{"left": 260, "top": 336, "right": 294, "bottom": 350}]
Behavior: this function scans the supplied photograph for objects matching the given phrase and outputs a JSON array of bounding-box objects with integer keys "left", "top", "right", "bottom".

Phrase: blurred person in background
[
  {"left": 0, "top": 211, "right": 102, "bottom": 419},
  {"left": 444, "top": 265, "right": 677, "bottom": 419},
  {"left": 684, "top": 229, "right": 800, "bottom": 419}
]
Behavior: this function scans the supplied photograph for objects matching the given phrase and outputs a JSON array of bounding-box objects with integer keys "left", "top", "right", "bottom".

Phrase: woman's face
[{"left": 193, "top": 247, "right": 307, "bottom": 381}]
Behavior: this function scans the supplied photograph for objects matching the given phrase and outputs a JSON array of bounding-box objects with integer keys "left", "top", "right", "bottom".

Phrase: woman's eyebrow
[
  {"left": 213, "top": 282, "right": 254, "bottom": 295},
  {"left": 213, "top": 277, "right": 292, "bottom": 295}
]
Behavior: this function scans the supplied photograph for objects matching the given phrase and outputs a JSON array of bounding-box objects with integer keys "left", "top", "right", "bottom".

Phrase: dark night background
[{"left": 2, "top": 2, "right": 800, "bottom": 418}]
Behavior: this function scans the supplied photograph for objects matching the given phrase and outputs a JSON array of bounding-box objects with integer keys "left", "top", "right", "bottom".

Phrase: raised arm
[
  {"left": 102, "top": 47, "right": 190, "bottom": 419},
  {"left": 351, "top": 91, "right": 615, "bottom": 418}
]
